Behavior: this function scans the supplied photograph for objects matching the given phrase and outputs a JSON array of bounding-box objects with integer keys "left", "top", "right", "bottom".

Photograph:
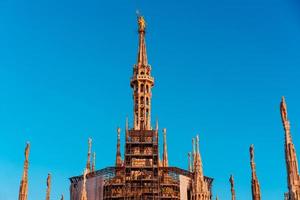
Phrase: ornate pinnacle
[
  {"left": 250, "top": 144, "right": 255, "bottom": 172},
  {"left": 192, "top": 138, "right": 195, "bottom": 163},
  {"left": 280, "top": 97, "right": 300, "bottom": 199},
  {"left": 229, "top": 175, "right": 236, "bottom": 200},
  {"left": 249, "top": 145, "right": 261, "bottom": 200},
  {"left": 280, "top": 96, "right": 288, "bottom": 124},
  {"left": 162, "top": 128, "right": 169, "bottom": 167},
  {"left": 196, "top": 135, "right": 200, "bottom": 155},
  {"left": 46, "top": 173, "right": 51, "bottom": 200},
  {"left": 18, "top": 142, "right": 30, "bottom": 200},
  {"left": 116, "top": 128, "right": 122, "bottom": 167},
  {"left": 86, "top": 138, "right": 92, "bottom": 173},
  {"left": 194, "top": 135, "right": 204, "bottom": 177}
]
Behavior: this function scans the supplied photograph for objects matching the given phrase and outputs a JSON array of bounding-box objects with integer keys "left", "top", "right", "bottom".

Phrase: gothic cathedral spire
[
  {"left": 18, "top": 142, "right": 30, "bottom": 200},
  {"left": 281, "top": 97, "right": 300, "bottom": 200},
  {"left": 130, "top": 15, "right": 154, "bottom": 130},
  {"left": 249, "top": 145, "right": 261, "bottom": 200}
]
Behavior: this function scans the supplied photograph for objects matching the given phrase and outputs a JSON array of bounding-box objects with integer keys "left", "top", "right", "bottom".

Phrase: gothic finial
[
  {"left": 192, "top": 138, "right": 196, "bottom": 157},
  {"left": 18, "top": 142, "right": 30, "bottom": 200},
  {"left": 250, "top": 144, "right": 254, "bottom": 164},
  {"left": 249, "top": 145, "right": 261, "bottom": 200},
  {"left": 281, "top": 96, "right": 288, "bottom": 123},
  {"left": 86, "top": 138, "right": 92, "bottom": 173},
  {"left": 155, "top": 118, "right": 159, "bottom": 131},
  {"left": 229, "top": 175, "right": 236, "bottom": 200},
  {"left": 280, "top": 97, "right": 300, "bottom": 199},
  {"left": 250, "top": 144, "right": 257, "bottom": 176},
  {"left": 196, "top": 135, "right": 200, "bottom": 154},
  {"left": 280, "top": 97, "right": 293, "bottom": 146},
  {"left": 192, "top": 138, "right": 195, "bottom": 171},
  {"left": 162, "top": 128, "right": 169, "bottom": 167},
  {"left": 25, "top": 142, "right": 30, "bottom": 162},
  {"left": 46, "top": 173, "right": 51, "bottom": 200},
  {"left": 116, "top": 128, "right": 122, "bottom": 167},
  {"left": 193, "top": 135, "right": 204, "bottom": 177}
]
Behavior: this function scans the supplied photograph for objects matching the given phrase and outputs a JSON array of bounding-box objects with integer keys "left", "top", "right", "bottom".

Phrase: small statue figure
[
  {"left": 25, "top": 142, "right": 30, "bottom": 161},
  {"left": 250, "top": 144, "right": 254, "bottom": 161},
  {"left": 47, "top": 173, "right": 51, "bottom": 188},
  {"left": 280, "top": 96, "right": 288, "bottom": 122},
  {"left": 229, "top": 175, "right": 234, "bottom": 188},
  {"left": 138, "top": 16, "right": 146, "bottom": 31}
]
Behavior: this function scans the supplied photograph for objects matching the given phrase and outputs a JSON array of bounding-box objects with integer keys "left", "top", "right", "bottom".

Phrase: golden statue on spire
[{"left": 138, "top": 15, "right": 146, "bottom": 31}]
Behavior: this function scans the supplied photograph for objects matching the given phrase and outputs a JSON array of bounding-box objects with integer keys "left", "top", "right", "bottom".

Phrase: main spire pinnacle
[
  {"left": 130, "top": 14, "right": 154, "bottom": 130},
  {"left": 137, "top": 15, "right": 147, "bottom": 66}
]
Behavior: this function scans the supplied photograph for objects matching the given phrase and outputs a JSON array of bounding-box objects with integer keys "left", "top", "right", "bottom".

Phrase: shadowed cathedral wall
[{"left": 70, "top": 175, "right": 104, "bottom": 200}]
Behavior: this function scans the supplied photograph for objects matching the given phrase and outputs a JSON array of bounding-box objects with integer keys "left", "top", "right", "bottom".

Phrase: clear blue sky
[{"left": 0, "top": 0, "right": 300, "bottom": 199}]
